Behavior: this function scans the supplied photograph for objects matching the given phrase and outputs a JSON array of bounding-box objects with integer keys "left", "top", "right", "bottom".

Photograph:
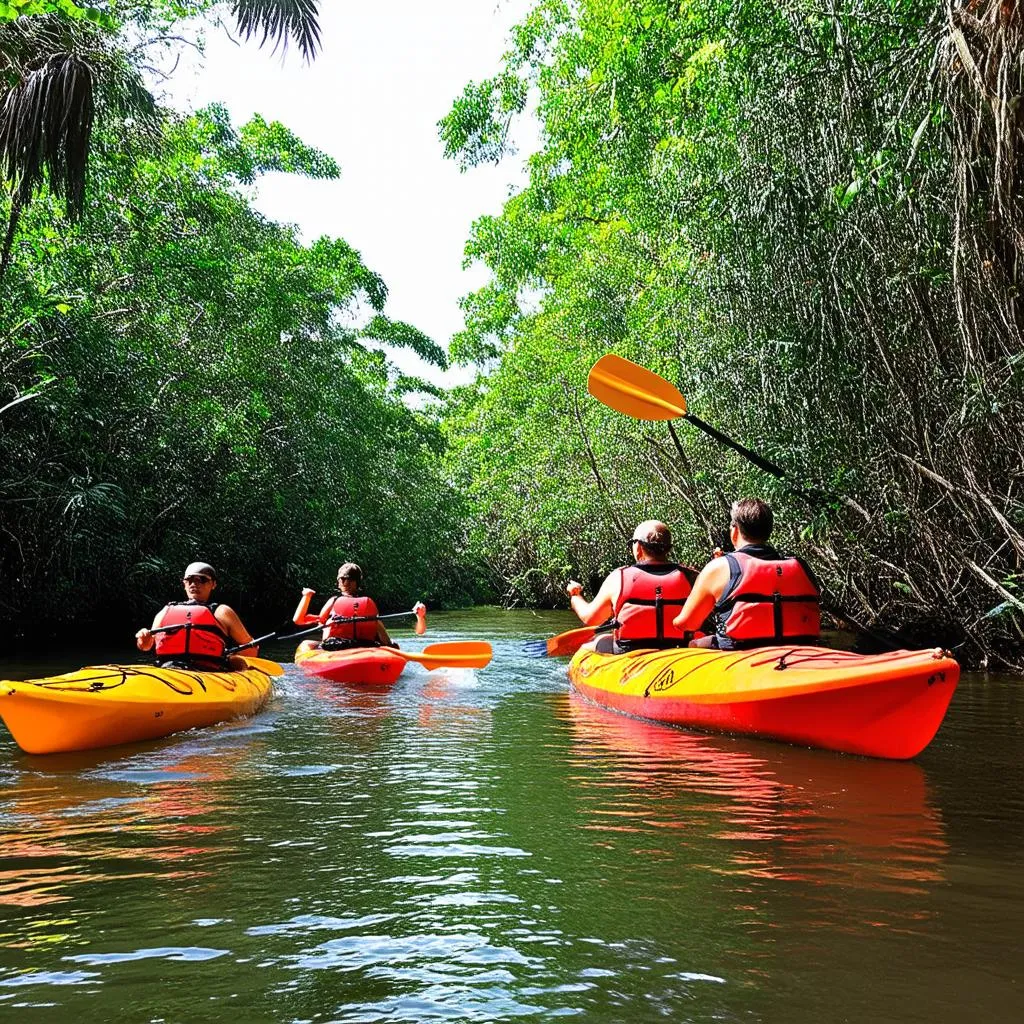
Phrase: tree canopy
[{"left": 439, "top": 0, "right": 1024, "bottom": 669}]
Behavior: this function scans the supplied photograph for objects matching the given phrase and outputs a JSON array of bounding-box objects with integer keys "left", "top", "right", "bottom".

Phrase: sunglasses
[
  {"left": 337, "top": 575, "right": 355, "bottom": 582},
  {"left": 183, "top": 575, "right": 212, "bottom": 585}
]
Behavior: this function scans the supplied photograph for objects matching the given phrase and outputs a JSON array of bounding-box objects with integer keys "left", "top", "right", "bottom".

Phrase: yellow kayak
[
  {"left": 569, "top": 645, "right": 959, "bottom": 759},
  {"left": 0, "top": 659, "right": 276, "bottom": 754}
]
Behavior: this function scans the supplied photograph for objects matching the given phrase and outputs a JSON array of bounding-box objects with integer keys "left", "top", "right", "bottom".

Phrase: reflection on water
[
  {"left": 565, "top": 696, "right": 946, "bottom": 950},
  {"left": 562, "top": 697, "right": 948, "bottom": 931},
  {"left": 0, "top": 612, "right": 1021, "bottom": 1023},
  {"left": 0, "top": 741, "right": 257, "bottom": 912}
]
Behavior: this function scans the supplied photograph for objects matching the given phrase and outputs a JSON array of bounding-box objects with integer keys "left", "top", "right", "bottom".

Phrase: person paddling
[
  {"left": 565, "top": 520, "right": 697, "bottom": 654},
  {"left": 673, "top": 498, "right": 821, "bottom": 649},
  {"left": 135, "top": 562, "right": 258, "bottom": 670},
  {"left": 292, "top": 562, "right": 397, "bottom": 649}
]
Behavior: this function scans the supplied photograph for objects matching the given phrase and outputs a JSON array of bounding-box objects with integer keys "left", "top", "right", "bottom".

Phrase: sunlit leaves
[
  {"left": 0, "top": 102, "right": 470, "bottom": 635},
  {"left": 361, "top": 315, "right": 447, "bottom": 369},
  {"left": 0, "top": 0, "right": 324, "bottom": 257},
  {"left": 439, "top": 0, "right": 1023, "bottom": 663}
]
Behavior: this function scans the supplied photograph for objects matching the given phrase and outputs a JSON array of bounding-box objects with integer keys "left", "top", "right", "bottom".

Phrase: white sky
[{"left": 165, "top": 1, "right": 537, "bottom": 385}]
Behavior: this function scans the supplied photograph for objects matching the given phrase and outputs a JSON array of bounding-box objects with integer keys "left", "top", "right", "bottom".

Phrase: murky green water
[{"left": 0, "top": 609, "right": 1021, "bottom": 1022}]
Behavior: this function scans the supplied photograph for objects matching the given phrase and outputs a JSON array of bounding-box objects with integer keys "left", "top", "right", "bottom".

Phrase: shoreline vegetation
[
  {"left": 437, "top": 0, "right": 1024, "bottom": 672},
  {"left": 2, "top": 3, "right": 1022, "bottom": 671}
]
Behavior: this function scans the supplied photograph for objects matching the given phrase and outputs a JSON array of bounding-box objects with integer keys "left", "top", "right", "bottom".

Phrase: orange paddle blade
[
  {"left": 542, "top": 627, "right": 596, "bottom": 657},
  {"left": 588, "top": 353, "right": 686, "bottom": 421},
  {"left": 399, "top": 641, "right": 492, "bottom": 670}
]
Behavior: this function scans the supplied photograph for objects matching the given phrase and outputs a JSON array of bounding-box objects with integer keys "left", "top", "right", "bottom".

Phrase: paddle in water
[
  {"left": 389, "top": 641, "right": 493, "bottom": 670},
  {"left": 524, "top": 620, "right": 617, "bottom": 658}
]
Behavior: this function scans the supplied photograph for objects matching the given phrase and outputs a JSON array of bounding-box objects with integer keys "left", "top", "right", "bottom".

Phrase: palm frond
[
  {"left": 0, "top": 51, "right": 94, "bottom": 217},
  {"left": 231, "top": 0, "right": 322, "bottom": 62}
]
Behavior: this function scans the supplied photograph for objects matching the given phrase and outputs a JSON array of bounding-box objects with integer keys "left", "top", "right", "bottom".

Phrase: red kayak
[
  {"left": 568, "top": 644, "right": 960, "bottom": 759},
  {"left": 294, "top": 640, "right": 406, "bottom": 685}
]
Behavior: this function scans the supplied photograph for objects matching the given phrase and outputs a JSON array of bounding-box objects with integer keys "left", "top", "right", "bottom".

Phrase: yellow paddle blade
[
  {"left": 242, "top": 656, "right": 285, "bottom": 677},
  {"left": 588, "top": 353, "right": 686, "bottom": 421},
  {"left": 401, "top": 641, "right": 493, "bottom": 670}
]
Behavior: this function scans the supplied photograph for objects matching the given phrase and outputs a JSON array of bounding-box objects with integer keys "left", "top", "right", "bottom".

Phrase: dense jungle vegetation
[
  {"left": 439, "top": 0, "right": 1024, "bottom": 671},
  {"left": 0, "top": 1, "right": 477, "bottom": 640},
  {"left": 2, "top": 1, "right": 1022, "bottom": 671}
]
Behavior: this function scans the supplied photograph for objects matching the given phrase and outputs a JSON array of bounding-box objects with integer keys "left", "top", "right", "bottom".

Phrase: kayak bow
[{"left": 0, "top": 661, "right": 274, "bottom": 754}]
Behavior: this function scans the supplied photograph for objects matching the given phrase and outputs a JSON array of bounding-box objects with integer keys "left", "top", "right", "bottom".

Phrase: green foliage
[
  {"left": 1, "top": 1, "right": 115, "bottom": 30},
  {"left": 439, "top": 0, "right": 1024, "bottom": 668},
  {"left": 0, "top": 1, "right": 323, "bottom": 249},
  {"left": 0, "top": 102, "right": 473, "bottom": 640}
]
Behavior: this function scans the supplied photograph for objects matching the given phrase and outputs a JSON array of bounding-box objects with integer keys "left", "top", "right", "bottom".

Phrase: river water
[{"left": 0, "top": 608, "right": 1021, "bottom": 1022}]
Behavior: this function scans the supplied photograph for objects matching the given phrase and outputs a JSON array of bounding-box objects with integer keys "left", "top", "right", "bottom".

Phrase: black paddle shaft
[
  {"left": 672, "top": 416, "right": 827, "bottom": 514},
  {"left": 682, "top": 412, "right": 786, "bottom": 479}
]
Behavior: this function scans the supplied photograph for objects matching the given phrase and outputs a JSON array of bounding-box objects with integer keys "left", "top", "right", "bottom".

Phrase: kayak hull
[
  {"left": 0, "top": 662, "right": 274, "bottom": 755},
  {"left": 568, "top": 645, "right": 959, "bottom": 759},
  {"left": 294, "top": 640, "right": 406, "bottom": 685}
]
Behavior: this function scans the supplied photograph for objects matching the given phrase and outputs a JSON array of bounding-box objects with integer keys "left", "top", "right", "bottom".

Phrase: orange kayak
[
  {"left": 0, "top": 659, "right": 275, "bottom": 754},
  {"left": 568, "top": 645, "right": 959, "bottom": 759},
  {"left": 294, "top": 640, "right": 406, "bottom": 685}
]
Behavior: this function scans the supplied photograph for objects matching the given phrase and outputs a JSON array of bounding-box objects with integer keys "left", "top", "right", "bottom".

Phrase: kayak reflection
[
  {"left": 561, "top": 696, "right": 947, "bottom": 912},
  {"left": 0, "top": 744, "right": 248, "bottom": 911}
]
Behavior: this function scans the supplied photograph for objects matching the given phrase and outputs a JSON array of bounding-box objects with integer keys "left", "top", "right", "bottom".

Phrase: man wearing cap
[
  {"left": 672, "top": 498, "right": 821, "bottom": 649},
  {"left": 135, "top": 562, "right": 258, "bottom": 670},
  {"left": 565, "top": 521, "right": 697, "bottom": 654}
]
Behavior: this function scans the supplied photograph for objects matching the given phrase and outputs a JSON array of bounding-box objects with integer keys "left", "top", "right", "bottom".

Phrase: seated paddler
[
  {"left": 135, "top": 561, "right": 258, "bottom": 670},
  {"left": 565, "top": 520, "right": 698, "bottom": 654},
  {"left": 673, "top": 498, "right": 821, "bottom": 649},
  {"left": 292, "top": 562, "right": 397, "bottom": 650}
]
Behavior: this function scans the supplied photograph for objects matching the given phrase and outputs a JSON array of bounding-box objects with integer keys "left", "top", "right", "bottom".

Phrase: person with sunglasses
[
  {"left": 291, "top": 562, "right": 397, "bottom": 649},
  {"left": 134, "top": 561, "right": 258, "bottom": 670},
  {"left": 565, "top": 521, "right": 698, "bottom": 654}
]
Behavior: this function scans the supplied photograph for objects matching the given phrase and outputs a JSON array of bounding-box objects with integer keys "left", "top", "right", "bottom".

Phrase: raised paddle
[
  {"left": 141, "top": 625, "right": 282, "bottom": 675},
  {"left": 587, "top": 353, "right": 920, "bottom": 651},
  {"left": 292, "top": 595, "right": 428, "bottom": 633},
  {"left": 588, "top": 353, "right": 787, "bottom": 479},
  {"left": 228, "top": 603, "right": 429, "bottom": 654}
]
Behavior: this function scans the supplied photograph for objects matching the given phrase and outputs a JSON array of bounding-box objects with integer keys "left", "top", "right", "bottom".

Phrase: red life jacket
[
  {"left": 613, "top": 562, "right": 696, "bottom": 651},
  {"left": 154, "top": 601, "right": 230, "bottom": 665},
  {"left": 716, "top": 546, "right": 821, "bottom": 650},
  {"left": 321, "top": 595, "right": 380, "bottom": 644}
]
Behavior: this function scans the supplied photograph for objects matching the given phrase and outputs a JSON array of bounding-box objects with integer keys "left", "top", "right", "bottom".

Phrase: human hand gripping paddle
[{"left": 584, "top": 353, "right": 915, "bottom": 651}]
